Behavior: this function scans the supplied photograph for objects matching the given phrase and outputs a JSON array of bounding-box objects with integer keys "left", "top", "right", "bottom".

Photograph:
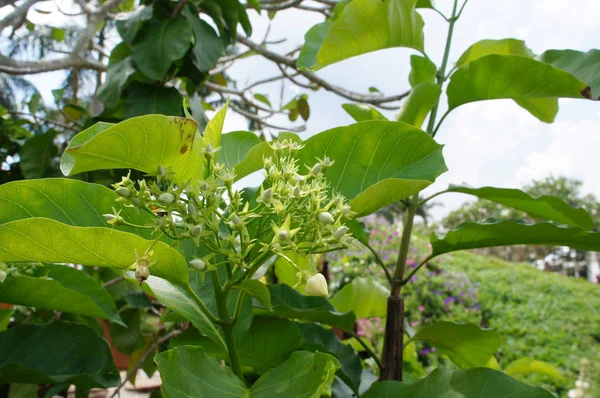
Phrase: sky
[{"left": 10, "top": 0, "right": 600, "bottom": 220}]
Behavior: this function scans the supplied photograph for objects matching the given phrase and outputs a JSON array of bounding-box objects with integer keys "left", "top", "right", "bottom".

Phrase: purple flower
[
  {"left": 443, "top": 297, "right": 456, "bottom": 305},
  {"left": 420, "top": 348, "right": 431, "bottom": 355}
]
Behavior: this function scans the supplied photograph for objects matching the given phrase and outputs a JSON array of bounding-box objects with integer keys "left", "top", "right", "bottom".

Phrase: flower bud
[
  {"left": 317, "top": 212, "right": 335, "bottom": 225},
  {"left": 262, "top": 188, "right": 273, "bottom": 203},
  {"left": 263, "top": 156, "right": 272, "bottom": 169},
  {"left": 0, "top": 270, "right": 6, "bottom": 283},
  {"left": 311, "top": 163, "right": 323, "bottom": 175},
  {"left": 230, "top": 214, "right": 243, "bottom": 230},
  {"left": 334, "top": 226, "right": 349, "bottom": 240},
  {"left": 293, "top": 186, "right": 302, "bottom": 197},
  {"left": 341, "top": 205, "right": 352, "bottom": 215},
  {"left": 132, "top": 198, "right": 141, "bottom": 207},
  {"left": 103, "top": 214, "right": 116, "bottom": 222},
  {"left": 321, "top": 156, "right": 334, "bottom": 168},
  {"left": 158, "top": 192, "right": 175, "bottom": 205},
  {"left": 190, "top": 225, "right": 202, "bottom": 237},
  {"left": 278, "top": 230, "right": 289, "bottom": 241},
  {"left": 116, "top": 187, "right": 131, "bottom": 198},
  {"left": 187, "top": 202, "right": 197, "bottom": 216},
  {"left": 135, "top": 265, "right": 149, "bottom": 285},
  {"left": 189, "top": 259, "right": 206, "bottom": 271},
  {"left": 305, "top": 273, "right": 328, "bottom": 297},
  {"left": 157, "top": 165, "right": 166, "bottom": 176}
]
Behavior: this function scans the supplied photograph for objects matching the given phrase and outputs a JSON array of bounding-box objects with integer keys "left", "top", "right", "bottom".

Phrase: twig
[
  {"left": 7, "top": 111, "right": 80, "bottom": 132},
  {"left": 103, "top": 276, "right": 124, "bottom": 288},
  {"left": 349, "top": 331, "right": 382, "bottom": 368},
  {"left": 402, "top": 255, "right": 433, "bottom": 286},
  {"left": 109, "top": 326, "right": 187, "bottom": 398},
  {"left": 364, "top": 242, "right": 393, "bottom": 285},
  {"left": 228, "top": 99, "right": 306, "bottom": 132},
  {"left": 170, "top": 0, "right": 188, "bottom": 19}
]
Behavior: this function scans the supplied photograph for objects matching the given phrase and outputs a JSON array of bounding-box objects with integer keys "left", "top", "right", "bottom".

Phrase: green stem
[
  {"left": 419, "top": 188, "right": 450, "bottom": 206},
  {"left": 349, "top": 331, "right": 382, "bottom": 369},
  {"left": 364, "top": 241, "right": 393, "bottom": 285},
  {"left": 184, "top": 285, "right": 222, "bottom": 325},
  {"left": 401, "top": 254, "right": 433, "bottom": 286},
  {"left": 391, "top": 198, "right": 419, "bottom": 297},
  {"left": 211, "top": 272, "right": 243, "bottom": 379}
]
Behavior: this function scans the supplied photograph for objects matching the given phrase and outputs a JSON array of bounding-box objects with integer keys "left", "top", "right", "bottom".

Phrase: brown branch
[
  {"left": 7, "top": 111, "right": 80, "bottom": 132},
  {"left": 237, "top": 36, "right": 410, "bottom": 109},
  {"left": 0, "top": 0, "right": 44, "bottom": 32},
  {"left": 228, "top": 99, "right": 306, "bottom": 132}
]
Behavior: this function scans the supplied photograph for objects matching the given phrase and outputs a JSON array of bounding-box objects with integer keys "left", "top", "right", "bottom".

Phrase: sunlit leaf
[
  {"left": 395, "top": 82, "right": 441, "bottom": 128},
  {"left": 330, "top": 276, "right": 389, "bottom": 318},
  {"left": 504, "top": 358, "right": 564, "bottom": 380},
  {"left": 342, "top": 103, "right": 388, "bottom": 122}
]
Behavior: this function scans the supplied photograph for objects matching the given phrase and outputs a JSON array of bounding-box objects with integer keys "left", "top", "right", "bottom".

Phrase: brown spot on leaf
[
  {"left": 180, "top": 144, "right": 188, "bottom": 154},
  {"left": 581, "top": 86, "right": 592, "bottom": 99}
]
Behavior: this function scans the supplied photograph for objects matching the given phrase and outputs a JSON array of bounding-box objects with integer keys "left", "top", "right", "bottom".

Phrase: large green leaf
[
  {"left": 297, "top": 0, "right": 425, "bottom": 71},
  {"left": 0, "top": 264, "right": 123, "bottom": 325},
  {"left": 156, "top": 347, "right": 340, "bottom": 397},
  {"left": 0, "top": 218, "right": 189, "bottom": 286},
  {"left": 296, "top": 121, "right": 447, "bottom": 216},
  {"left": 0, "top": 178, "right": 154, "bottom": 237},
  {"left": 408, "top": 54, "right": 437, "bottom": 88},
  {"left": 0, "top": 321, "right": 119, "bottom": 390},
  {"left": 342, "top": 103, "right": 388, "bottom": 122},
  {"left": 453, "top": 39, "right": 558, "bottom": 123},
  {"left": 539, "top": 49, "right": 600, "bottom": 99},
  {"left": 274, "top": 251, "right": 318, "bottom": 292},
  {"left": 220, "top": 131, "right": 262, "bottom": 173},
  {"left": 363, "top": 368, "right": 554, "bottom": 397},
  {"left": 123, "top": 83, "right": 182, "bottom": 118},
  {"left": 131, "top": 18, "right": 192, "bottom": 81},
  {"left": 330, "top": 276, "right": 389, "bottom": 318},
  {"left": 395, "top": 82, "right": 441, "bottom": 128},
  {"left": 183, "top": 5, "right": 223, "bottom": 72},
  {"left": 257, "top": 284, "right": 356, "bottom": 331},
  {"left": 447, "top": 54, "right": 591, "bottom": 118},
  {"left": 430, "top": 219, "right": 600, "bottom": 258},
  {"left": 232, "top": 279, "right": 271, "bottom": 311},
  {"left": 97, "top": 58, "right": 136, "bottom": 108},
  {"left": 61, "top": 115, "right": 204, "bottom": 185},
  {"left": 299, "top": 322, "right": 362, "bottom": 393},
  {"left": 409, "top": 322, "right": 500, "bottom": 368},
  {"left": 115, "top": 5, "right": 153, "bottom": 44},
  {"left": 504, "top": 358, "right": 564, "bottom": 380},
  {"left": 447, "top": 185, "right": 593, "bottom": 229},
  {"left": 20, "top": 132, "right": 57, "bottom": 179}
]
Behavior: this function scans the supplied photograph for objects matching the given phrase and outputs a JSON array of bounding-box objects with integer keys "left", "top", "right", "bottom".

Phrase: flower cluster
[{"left": 105, "top": 138, "right": 355, "bottom": 287}]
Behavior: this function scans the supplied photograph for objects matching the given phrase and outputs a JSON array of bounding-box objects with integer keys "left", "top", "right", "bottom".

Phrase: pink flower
[{"left": 418, "top": 306, "right": 425, "bottom": 312}]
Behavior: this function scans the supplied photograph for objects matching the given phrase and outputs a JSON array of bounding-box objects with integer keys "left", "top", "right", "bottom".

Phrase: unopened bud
[
  {"left": 189, "top": 259, "right": 206, "bottom": 271},
  {"left": 190, "top": 225, "right": 202, "bottom": 237},
  {"left": 341, "top": 205, "right": 352, "bottom": 215},
  {"left": 187, "top": 202, "right": 197, "bottom": 216},
  {"left": 132, "top": 198, "right": 141, "bottom": 207},
  {"left": 311, "top": 163, "right": 323, "bottom": 175},
  {"left": 293, "top": 186, "right": 301, "bottom": 197},
  {"left": 135, "top": 265, "right": 149, "bottom": 285},
  {"left": 157, "top": 165, "right": 165, "bottom": 176},
  {"left": 263, "top": 157, "right": 272, "bottom": 169},
  {"left": 278, "top": 230, "right": 289, "bottom": 241},
  {"left": 317, "top": 212, "right": 335, "bottom": 225},
  {"left": 204, "top": 144, "right": 214, "bottom": 159},
  {"left": 116, "top": 187, "right": 131, "bottom": 198},
  {"left": 157, "top": 192, "right": 175, "bottom": 205},
  {"left": 334, "top": 226, "right": 349, "bottom": 240},
  {"left": 103, "top": 214, "right": 116, "bottom": 222},
  {"left": 0, "top": 270, "right": 6, "bottom": 283},
  {"left": 305, "top": 273, "right": 328, "bottom": 297},
  {"left": 262, "top": 188, "right": 273, "bottom": 203}
]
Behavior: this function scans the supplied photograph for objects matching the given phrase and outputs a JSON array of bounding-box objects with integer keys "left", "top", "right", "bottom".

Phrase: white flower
[
  {"left": 158, "top": 192, "right": 175, "bottom": 205},
  {"left": 317, "top": 212, "right": 335, "bottom": 225},
  {"left": 305, "top": 273, "right": 328, "bottom": 297},
  {"left": 190, "top": 259, "right": 206, "bottom": 271}
]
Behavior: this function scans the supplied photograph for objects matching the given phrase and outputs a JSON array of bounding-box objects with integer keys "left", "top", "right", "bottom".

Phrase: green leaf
[
  {"left": 363, "top": 368, "right": 554, "bottom": 398},
  {"left": 415, "top": 0, "right": 434, "bottom": 8},
  {"left": 538, "top": 49, "right": 600, "bottom": 99},
  {"left": 0, "top": 308, "right": 12, "bottom": 331},
  {"left": 446, "top": 185, "right": 593, "bottom": 229},
  {"left": 297, "top": 0, "right": 425, "bottom": 71},
  {"left": 346, "top": 219, "right": 370, "bottom": 246},
  {"left": 115, "top": 5, "right": 153, "bottom": 44},
  {"left": 395, "top": 82, "right": 441, "bottom": 128},
  {"left": 299, "top": 322, "right": 362, "bottom": 393},
  {"left": 27, "top": 92, "right": 40, "bottom": 114},
  {"left": 232, "top": 280, "right": 271, "bottom": 311},
  {"left": 0, "top": 321, "right": 119, "bottom": 390},
  {"left": 0, "top": 178, "right": 154, "bottom": 237},
  {"left": 274, "top": 251, "right": 318, "bottom": 292},
  {"left": 0, "top": 264, "right": 123, "bottom": 325},
  {"left": 298, "top": 97, "right": 310, "bottom": 121},
  {"left": 131, "top": 18, "right": 192, "bottom": 81},
  {"left": 20, "top": 132, "right": 58, "bottom": 179},
  {"left": 123, "top": 83, "right": 182, "bottom": 118},
  {"left": 51, "top": 27, "right": 65, "bottom": 42},
  {"left": 504, "top": 358, "right": 564, "bottom": 380},
  {"left": 183, "top": 5, "right": 223, "bottom": 72},
  {"left": 239, "top": 318, "right": 302, "bottom": 373},
  {"left": 296, "top": 121, "right": 447, "bottom": 216},
  {"left": 61, "top": 115, "right": 204, "bottom": 185},
  {"left": 253, "top": 93, "right": 271, "bottom": 107},
  {"left": 258, "top": 284, "right": 356, "bottom": 331},
  {"left": 110, "top": 309, "right": 142, "bottom": 354},
  {"left": 447, "top": 55, "right": 590, "bottom": 118},
  {"left": 342, "top": 103, "right": 388, "bottom": 122},
  {"left": 453, "top": 39, "right": 558, "bottom": 123},
  {"left": 431, "top": 219, "right": 600, "bottom": 257},
  {"left": 330, "top": 276, "right": 389, "bottom": 318},
  {"left": 204, "top": 101, "right": 229, "bottom": 153},
  {"left": 220, "top": 131, "right": 262, "bottom": 172},
  {"left": 156, "top": 347, "right": 340, "bottom": 397},
  {"left": 97, "top": 58, "right": 135, "bottom": 108},
  {"left": 408, "top": 55, "right": 437, "bottom": 87},
  {"left": 0, "top": 218, "right": 189, "bottom": 286},
  {"left": 409, "top": 322, "right": 501, "bottom": 368},
  {"left": 141, "top": 275, "right": 226, "bottom": 350}
]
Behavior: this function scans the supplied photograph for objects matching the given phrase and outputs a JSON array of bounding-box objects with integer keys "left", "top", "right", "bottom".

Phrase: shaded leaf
[
  {"left": 123, "top": 83, "right": 182, "bottom": 118},
  {"left": 409, "top": 322, "right": 501, "bottom": 368},
  {"left": 0, "top": 264, "right": 123, "bottom": 325},
  {"left": 363, "top": 368, "right": 554, "bottom": 397},
  {"left": 131, "top": 18, "right": 192, "bottom": 81},
  {"left": 330, "top": 276, "right": 389, "bottom": 318},
  {"left": 19, "top": 132, "right": 57, "bottom": 179},
  {"left": 297, "top": 0, "right": 424, "bottom": 71},
  {"left": 447, "top": 184, "right": 593, "bottom": 229},
  {"left": 430, "top": 219, "right": 600, "bottom": 258},
  {"left": 220, "top": 131, "right": 262, "bottom": 172},
  {"left": 0, "top": 321, "right": 119, "bottom": 390},
  {"left": 115, "top": 5, "right": 153, "bottom": 44},
  {"left": 538, "top": 49, "right": 600, "bottom": 98},
  {"left": 232, "top": 280, "right": 271, "bottom": 310},
  {"left": 110, "top": 309, "right": 143, "bottom": 354},
  {"left": 0, "top": 308, "right": 12, "bottom": 331},
  {"left": 183, "top": 5, "right": 223, "bottom": 72},
  {"left": 97, "top": 58, "right": 135, "bottom": 108},
  {"left": 296, "top": 121, "right": 447, "bottom": 216},
  {"left": 342, "top": 103, "right": 387, "bottom": 122}
]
